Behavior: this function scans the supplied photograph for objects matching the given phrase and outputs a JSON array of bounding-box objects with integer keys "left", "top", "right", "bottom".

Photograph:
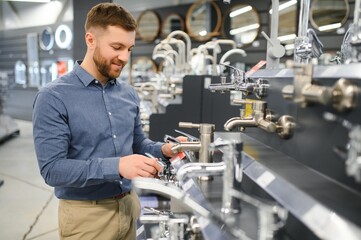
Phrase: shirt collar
[{"left": 73, "top": 60, "right": 117, "bottom": 87}]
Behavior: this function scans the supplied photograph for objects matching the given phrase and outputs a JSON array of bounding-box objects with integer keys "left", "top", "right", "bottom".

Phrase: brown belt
[{"left": 113, "top": 191, "right": 130, "bottom": 199}]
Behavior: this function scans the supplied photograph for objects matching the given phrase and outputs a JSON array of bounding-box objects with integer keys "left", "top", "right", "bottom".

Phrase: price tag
[{"left": 256, "top": 171, "right": 275, "bottom": 188}]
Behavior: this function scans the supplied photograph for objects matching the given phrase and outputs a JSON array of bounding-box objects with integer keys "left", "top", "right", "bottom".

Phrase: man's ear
[{"left": 85, "top": 32, "right": 95, "bottom": 49}]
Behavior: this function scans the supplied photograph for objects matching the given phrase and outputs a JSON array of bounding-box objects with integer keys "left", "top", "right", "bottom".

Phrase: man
[{"left": 33, "top": 3, "right": 177, "bottom": 239}]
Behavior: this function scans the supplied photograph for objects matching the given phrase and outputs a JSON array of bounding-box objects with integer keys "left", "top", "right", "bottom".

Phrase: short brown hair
[{"left": 85, "top": 3, "right": 137, "bottom": 32}]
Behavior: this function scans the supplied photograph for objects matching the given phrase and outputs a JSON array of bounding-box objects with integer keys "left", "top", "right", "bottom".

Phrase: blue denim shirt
[{"left": 32, "top": 61, "right": 163, "bottom": 200}]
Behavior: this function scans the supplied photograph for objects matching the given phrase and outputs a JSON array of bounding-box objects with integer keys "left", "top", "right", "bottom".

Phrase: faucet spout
[
  {"left": 171, "top": 142, "right": 202, "bottom": 153},
  {"left": 224, "top": 117, "right": 257, "bottom": 131},
  {"left": 219, "top": 49, "right": 247, "bottom": 65},
  {"left": 176, "top": 162, "right": 225, "bottom": 184}
]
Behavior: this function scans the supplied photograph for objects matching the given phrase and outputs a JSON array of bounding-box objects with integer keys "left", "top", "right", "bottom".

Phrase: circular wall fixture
[
  {"left": 161, "top": 13, "right": 185, "bottom": 38},
  {"left": 137, "top": 10, "right": 161, "bottom": 43},
  {"left": 222, "top": 4, "right": 261, "bottom": 48},
  {"left": 310, "top": 0, "right": 349, "bottom": 32},
  {"left": 39, "top": 27, "right": 54, "bottom": 51},
  {"left": 55, "top": 24, "right": 73, "bottom": 49},
  {"left": 185, "top": 1, "right": 221, "bottom": 41}
]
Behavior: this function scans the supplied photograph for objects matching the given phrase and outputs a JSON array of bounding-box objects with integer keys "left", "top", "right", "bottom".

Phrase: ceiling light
[
  {"left": 278, "top": 34, "right": 296, "bottom": 42},
  {"left": 230, "top": 6, "right": 252, "bottom": 18},
  {"left": 318, "top": 23, "right": 341, "bottom": 32},
  {"left": 198, "top": 30, "right": 208, "bottom": 37},
  {"left": 269, "top": 0, "right": 297, "bottom": 14},
  {"left": 230, "top": 24, "right": 259, "bottom": 35}
]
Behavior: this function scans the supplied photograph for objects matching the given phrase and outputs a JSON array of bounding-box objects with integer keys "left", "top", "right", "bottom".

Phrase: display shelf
[
  {"left": 250, "top": 63, "right": 361, "bottom": 80},
  {"left": 241, "top": 133, "right": 361, "bottom": 240}
]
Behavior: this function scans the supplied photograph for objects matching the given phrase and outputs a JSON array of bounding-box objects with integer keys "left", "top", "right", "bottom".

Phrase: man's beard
[{"left": 93, "top": 47, "right": 125, "bottom": 79}]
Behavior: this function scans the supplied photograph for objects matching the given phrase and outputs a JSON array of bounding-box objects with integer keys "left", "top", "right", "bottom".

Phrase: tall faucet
[
  {"left": 261, "top": 0, "right": 285, "bottom": 69},
  {"left": 347, "top": 0, "right": 361, "bottom": 62},
  {"left": 294, "top": 0, "right": 323, "bottom": 63},
  {"left": 171, "top": 122, "right": 215, "bottom": 180},
  {"left": 231, "top": 189, "right": 288, "bottom": 240},
  {"left": 176, "top": 139, "right": 243, "bottom": 217},
  {"left": 219, "top": 49, "right": 247, "bottom": 66},
  {"left": 209, "top": 139, "right": 242, "bottom": 216},
  {"left": 171, "top": 122, "right": 215, "bottom": 164},
  {"left": 166, "top": 30, "right": 192, "bottom": 74},
  {"left": 190, "top": 44, "right": 213, "bottom": 75},
  {"left": 205, "top": 39, "right": 238, "bottom": 75},
  {"left": 161, "top": 38, "right": 186, "bottom": 75}
]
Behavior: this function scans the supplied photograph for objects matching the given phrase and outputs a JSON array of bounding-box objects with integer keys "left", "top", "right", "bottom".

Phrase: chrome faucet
[
  {"left": 145, "top": 153, "right": 176, "bottom": 183},
  {"left": 210, "top": 139, "right": 242, "bottom": 216},
  {"left": 208, "top": 64, "right": 270, "bottom": 99},
  {"left": 231, "top": 189, "right": 288, "bottom": 240},
  {"left": 224, "top": 100, "right": 295, "bottom": 139},
  {"left": 171, "top": 122, "right": 215, "bottom": 163},
  {"left": 294, "top": 0, "right": 324, "bottom": 63},
  {"left": 140, "top": 207, "right": 190, "bottom": 240},
  {"left": 171, "top": 122, "right": 215, "bottom": 181},
  {"left": 132, "top": 178, "right": 245, "bottom": 239},
  {"left": 176, "top": 139, "right": 243, "bottom": 217},
  {"left": 261, "top": 0, "right": 286, "bottom": 69}
]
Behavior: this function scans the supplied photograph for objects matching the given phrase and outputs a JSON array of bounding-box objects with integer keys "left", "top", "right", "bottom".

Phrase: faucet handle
[
  {"left": 179, "top": 122, "right": 200, "bottom": 129},
  {"left": 179, "top": 122, "right": 215, "bottom": 134},
  {"left": 261, "top": 31, "right": 285, "bottom": 59}
]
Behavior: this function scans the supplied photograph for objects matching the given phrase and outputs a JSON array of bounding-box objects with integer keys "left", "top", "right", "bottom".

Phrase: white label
[
  {"left": 256, "top": 171, "right": 275, "bottom": 188},
  {"left": 182, "top": 179, "right": 194, "bottom": 191},
  {"left": 204, "top": 77, "right": 211, "bottom": 88},
  {"left": 136, "top": 224, "right": 144, "bottom": 237}
]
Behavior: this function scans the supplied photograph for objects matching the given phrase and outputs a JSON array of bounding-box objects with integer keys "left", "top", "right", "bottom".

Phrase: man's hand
[
  {"left": 161, "top": 136, "right": 188, "bottom": 158},
  {"left": 118, "top": 154, "right": 162, "bottom": 179}
]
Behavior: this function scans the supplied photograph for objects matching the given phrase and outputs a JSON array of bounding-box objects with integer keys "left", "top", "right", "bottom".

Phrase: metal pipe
[
  {"left": 219, "top": 49, "right": 247, "bottom": 65},
  {"left": 298, "top": 0, "right": 310, "bottom": 37}
]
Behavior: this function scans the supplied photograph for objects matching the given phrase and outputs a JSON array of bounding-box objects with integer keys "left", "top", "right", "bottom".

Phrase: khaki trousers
[{"left": 58, "top": 191, "right": 141, "bottom": 240}]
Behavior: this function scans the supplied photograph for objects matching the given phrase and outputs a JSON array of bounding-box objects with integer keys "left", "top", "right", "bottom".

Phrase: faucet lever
[
  {"left": 261, "top": 31, "right": 285, "bottom": 59},
  {"left": 179, "top": 122, "right": 200, "bottom": 129},
  {"left": 174, "top": 129, "right": 199, "bottom": 142},
  {"left": 163, "top": 134, "right": 180, "bottom": 143}
]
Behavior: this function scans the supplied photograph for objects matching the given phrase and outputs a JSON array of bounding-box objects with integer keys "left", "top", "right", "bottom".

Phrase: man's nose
[{"left": 118, "top": 50, "right": 129, "bottom": 62}]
